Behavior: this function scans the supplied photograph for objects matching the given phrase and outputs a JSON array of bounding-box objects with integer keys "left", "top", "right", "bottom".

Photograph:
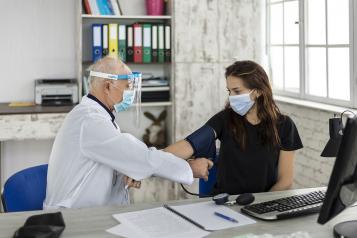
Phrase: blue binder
[{"left": 92, "top": 24, "right": 103, "bottom": 62}]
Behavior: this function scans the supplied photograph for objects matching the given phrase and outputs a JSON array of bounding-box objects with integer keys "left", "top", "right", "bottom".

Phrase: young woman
[{"left": 165, "top": 60, "right": 303, "bottom": 195}]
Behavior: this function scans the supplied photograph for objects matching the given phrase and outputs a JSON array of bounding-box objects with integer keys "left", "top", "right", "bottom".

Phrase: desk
[
  {"left": 1, "top": 187, "right": 356, "bottom": 237},
  {"left": 0, "top": 103, "right": 74, "bottom": 191}
]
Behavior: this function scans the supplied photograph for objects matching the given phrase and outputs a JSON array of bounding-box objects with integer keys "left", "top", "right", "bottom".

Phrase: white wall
[
  {"left": 0, "top": 0, "right": 77, "bottom": 185},
  {"left": 0, "top": 0, "right": 77, "bottom": 102},
  {"left": 173, "top": 0, "right": 265, "bottom": 198}
]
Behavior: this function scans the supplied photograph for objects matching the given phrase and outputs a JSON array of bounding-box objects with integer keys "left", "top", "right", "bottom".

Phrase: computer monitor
[{"left": 318, "top": 116, "right": 357, "bottom": 237}]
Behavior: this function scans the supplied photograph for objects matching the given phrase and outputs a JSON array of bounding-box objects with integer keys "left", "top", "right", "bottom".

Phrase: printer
[{"left": 35, "top": 79, "right": 79, "bottom": 106}]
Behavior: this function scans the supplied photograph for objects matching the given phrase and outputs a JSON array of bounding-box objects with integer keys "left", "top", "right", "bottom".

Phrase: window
[{"left": 267, "top": 0, "right": 353, "bottom": 107}]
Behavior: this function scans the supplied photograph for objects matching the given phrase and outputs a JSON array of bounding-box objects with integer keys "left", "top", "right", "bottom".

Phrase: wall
[
  {"left": 174, "top": 0, "right": 264, "bottom": 141},
  {"left": 0, "top": 0, "right": 77, "bottom": 186},
  {"left": 0, "top": 0, "right": 77, "bottom": 102}
]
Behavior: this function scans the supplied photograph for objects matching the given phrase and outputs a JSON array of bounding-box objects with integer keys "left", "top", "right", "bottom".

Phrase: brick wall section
[{"left": 277, "top": 102, "right": 336, "bottom": 188}]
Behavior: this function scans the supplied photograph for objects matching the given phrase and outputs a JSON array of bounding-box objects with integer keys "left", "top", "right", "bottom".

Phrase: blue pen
[{"left": 214, "top": 212, "right": 239, "bottom": 223}]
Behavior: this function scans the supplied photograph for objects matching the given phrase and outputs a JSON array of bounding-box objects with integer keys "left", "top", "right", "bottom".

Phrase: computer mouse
[{"left": 235, "top": 193, "right": 255, "bottom": 206}]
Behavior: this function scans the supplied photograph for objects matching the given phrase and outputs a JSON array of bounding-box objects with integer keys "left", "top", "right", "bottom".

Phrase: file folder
[
  {"left": 92, "top": 24, "right": 102, "bottom": 62},
  {"left": 97, "top": 0, "right": 113, "bottom": 15},
  {"left": 164, "top": 25, "right": 171, "bottom": 62},
  {"left": 151, "top": 25, "right": 158, "bottom": 63},
  {"left": 109, "top": 0, "right": 121, "bottom": 15},
  {"left": 158, "top": 24, "right": 165, "bottom": 63},
  {"left": 88, "top": 0, "right": 100, "bottom": 15},
  {"left": 118, "top": 25, "right": 126, "bottom": 62},
  {"left": 126, "top": 25, "right": 134, "bottom": 62},
  {"left": 143, "top": 24, "right": 152, "bottom": 63},
  {"left": 83, "top": 0, "right": 92, "bottom": 14},
  {"left": 133, "top": 23, "right": 143, "bottom": 63},
  {"left": 109, "top": 23, "right": 118, "bottom": 56},
  {"left": 102, "top": 24, "right": 109, "bottom": 56}
]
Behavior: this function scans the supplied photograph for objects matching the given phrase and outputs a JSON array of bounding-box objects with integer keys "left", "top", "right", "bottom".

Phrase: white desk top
[{"left": 1, "top": 187, "right": 356, "bottom": 238}]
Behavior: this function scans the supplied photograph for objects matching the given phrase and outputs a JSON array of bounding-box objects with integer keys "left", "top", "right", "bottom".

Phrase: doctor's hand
[
  {"left": 124, "top": 176, "right": 141, "bottom": 189},
  {"left": 188, "top": 158, "right": 214, "bottom": 181}
]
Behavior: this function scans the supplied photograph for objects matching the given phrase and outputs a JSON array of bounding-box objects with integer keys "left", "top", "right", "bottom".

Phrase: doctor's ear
[{"left": 104, "top": 81, "right": 111, "bottom": 92}]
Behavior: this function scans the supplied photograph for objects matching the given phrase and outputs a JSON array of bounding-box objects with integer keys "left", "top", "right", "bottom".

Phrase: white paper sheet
[
  {"left": 234, "top": 231, "right": 312, "bottom": 238},
  {"left": 110, "top": 207, "right": 210, "bottom": 238},
  {"left": 107, "top": 224, "right": 143, "bottom": 237},
  {"left": 170, "top": 201, "right": 256, "bottom": 231}
]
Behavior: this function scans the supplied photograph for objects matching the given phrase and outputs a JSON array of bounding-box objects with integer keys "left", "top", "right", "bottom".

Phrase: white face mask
[
  {"left": 107, "top": 84, "right": 135, "bottom": 113},
  {"left": 229, "top": 91, "right": 255, "bottom": 116},
  {"left": 113, "top": 90, "right": 135, "bottom": 112}
]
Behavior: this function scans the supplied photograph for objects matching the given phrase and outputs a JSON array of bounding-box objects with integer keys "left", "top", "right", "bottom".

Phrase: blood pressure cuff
[
  {"left": 185, "top": 125, "right": 216, "bottom": 159},
  {"left": 13, "top": 212, "right": 65, "bottom": 238}
]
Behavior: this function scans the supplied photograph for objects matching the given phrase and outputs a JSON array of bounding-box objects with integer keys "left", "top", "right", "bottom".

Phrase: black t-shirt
[{"left": 206, "top": 109, "right": 303, "bottom": 195}]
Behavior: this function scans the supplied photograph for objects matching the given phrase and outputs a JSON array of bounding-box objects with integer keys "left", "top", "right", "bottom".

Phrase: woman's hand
[{"left": 124, "top": 176, "right": 141, "bottom": 189}]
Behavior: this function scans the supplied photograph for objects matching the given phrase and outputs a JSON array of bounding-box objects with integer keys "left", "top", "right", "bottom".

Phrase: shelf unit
[{"left": 77, "top": 3, "right": 175, "bottom": 144}]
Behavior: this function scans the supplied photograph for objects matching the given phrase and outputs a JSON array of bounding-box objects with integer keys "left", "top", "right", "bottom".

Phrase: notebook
[{"left": 108, "top": 201, "right": 256, "bottom": 238}]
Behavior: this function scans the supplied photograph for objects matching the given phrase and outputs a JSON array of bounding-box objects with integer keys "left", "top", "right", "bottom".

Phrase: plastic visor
[{"left": 89, "top": 71, "right": 142, "bottom": 123}]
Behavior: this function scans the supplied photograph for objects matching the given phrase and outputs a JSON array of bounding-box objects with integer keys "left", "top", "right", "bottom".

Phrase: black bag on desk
[{"left": 13, "top": 212, "right": 65, "bottom": 238}]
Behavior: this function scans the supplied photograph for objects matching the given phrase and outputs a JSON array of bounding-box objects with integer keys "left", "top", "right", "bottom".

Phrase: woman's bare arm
[
  {"left": 269, "top": 150, "right": 295, "bottom": 191},
  {"left": 163, "top": 140, "right": 194, "bottom": 160}
]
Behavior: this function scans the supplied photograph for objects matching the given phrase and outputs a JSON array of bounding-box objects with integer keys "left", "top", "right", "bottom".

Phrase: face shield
[{"left": 89, "top": 71, "right": 142, "bottom": 125}]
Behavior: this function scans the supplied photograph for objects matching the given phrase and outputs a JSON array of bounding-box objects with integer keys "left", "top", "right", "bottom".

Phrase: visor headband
[{"left": 89, "top": 71, "right": 131, "bottom": 80}]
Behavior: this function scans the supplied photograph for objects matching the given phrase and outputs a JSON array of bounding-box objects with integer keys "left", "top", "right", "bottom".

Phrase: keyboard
[{"left": 241, "top": 190, "right": 325, "bottom": 220}]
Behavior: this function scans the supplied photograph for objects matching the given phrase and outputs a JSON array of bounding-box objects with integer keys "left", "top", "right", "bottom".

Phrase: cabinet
[{"left": 77, "top": 2, "right": 175, "bottom": 144}]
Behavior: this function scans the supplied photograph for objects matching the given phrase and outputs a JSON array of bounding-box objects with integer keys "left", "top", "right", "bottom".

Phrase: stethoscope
[{"left": 180, "top": 184, "right": 229, "bottom": 204}]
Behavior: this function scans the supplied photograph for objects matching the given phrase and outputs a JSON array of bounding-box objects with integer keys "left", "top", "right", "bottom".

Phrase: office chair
[
  {"left": 199, "top": 152, "right": 219, "bottom": 197},
  {"left": 199, "top": 164, "right": 218, "bottom": 197},
  {"left": 2, "top": 164, "right": 48, "bottom": 212}
]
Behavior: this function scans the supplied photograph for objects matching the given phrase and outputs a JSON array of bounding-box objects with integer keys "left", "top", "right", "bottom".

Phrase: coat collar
[{"left": 84, "top": 94, "right": 116, "bottom": 123}]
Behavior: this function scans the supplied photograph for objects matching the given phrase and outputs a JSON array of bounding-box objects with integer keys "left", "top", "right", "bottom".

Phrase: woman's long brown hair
[{"left": 225, "top": 60, "right": 282, "bottom": 150}]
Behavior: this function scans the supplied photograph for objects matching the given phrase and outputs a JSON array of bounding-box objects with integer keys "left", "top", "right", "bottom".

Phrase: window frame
[{"left": 267, "top": 0, "right": 356, "bottom": 108}]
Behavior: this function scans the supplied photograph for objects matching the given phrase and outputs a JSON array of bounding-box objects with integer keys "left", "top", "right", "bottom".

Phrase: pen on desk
[{"left": 214, "top": 212, "right": 239, "bottom": 223}]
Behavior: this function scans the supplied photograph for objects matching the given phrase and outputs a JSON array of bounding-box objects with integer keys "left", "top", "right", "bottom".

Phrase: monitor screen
[{"left": 318, "top": 116, "right": 357, "bottom": 224}]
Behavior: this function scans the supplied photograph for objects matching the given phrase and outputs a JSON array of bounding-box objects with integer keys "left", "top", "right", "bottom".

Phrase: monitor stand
[{"left": 334, "top": 221, "right": 357, "bottom": 238}]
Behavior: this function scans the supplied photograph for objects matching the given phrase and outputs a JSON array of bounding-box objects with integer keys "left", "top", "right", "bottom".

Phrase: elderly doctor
[{"left": 44, "top": 56, "right": 212, "bottom": 209}]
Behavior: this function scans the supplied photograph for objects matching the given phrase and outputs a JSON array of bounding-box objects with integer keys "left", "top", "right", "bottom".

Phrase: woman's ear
[{"left": 254, "top": 89, "right": 262, "bottom": 99}]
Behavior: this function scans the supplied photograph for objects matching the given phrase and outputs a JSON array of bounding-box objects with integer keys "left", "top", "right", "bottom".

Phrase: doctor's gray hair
[{"left": 86, "top": 55, "right": 131, "bottom": 91}]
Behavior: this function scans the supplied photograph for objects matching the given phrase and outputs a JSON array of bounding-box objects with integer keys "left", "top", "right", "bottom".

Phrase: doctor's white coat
[{"left": 43, "top": 95, "right": 193, "bottom": 209}]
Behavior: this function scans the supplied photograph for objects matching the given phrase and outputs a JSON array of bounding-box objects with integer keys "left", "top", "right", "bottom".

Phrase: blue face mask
[
  {"left": 113, "top": 90, "right": 135, "bottom": 112},
  {"left": 229, "top": 91, "right": 255, "bottom": 116}
]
